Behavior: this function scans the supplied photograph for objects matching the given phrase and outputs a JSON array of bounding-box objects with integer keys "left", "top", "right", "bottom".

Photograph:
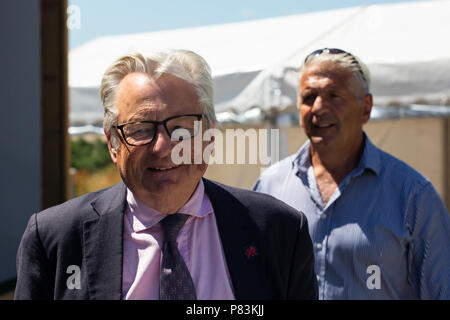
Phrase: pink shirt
[{"left": 122, "top": 180, "right": 235, "bottom": 300}]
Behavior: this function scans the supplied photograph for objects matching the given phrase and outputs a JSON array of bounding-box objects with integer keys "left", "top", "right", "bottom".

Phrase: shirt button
[
  {"left": 315, "top": 243, "right": 322, "bottom": 250},
  {"left": 316, "top": 275, "right": 320, "bottom": 282}
]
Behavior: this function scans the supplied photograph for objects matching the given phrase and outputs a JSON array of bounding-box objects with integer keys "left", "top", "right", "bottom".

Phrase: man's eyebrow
[
  {"left": 303, "top": 83, "right": 341, "bottom": 92},
  {"left": 128, "top": 108, "right": 156, "bottom": 122},
  {"left": 300, "top": 88, "right": 317, "bottom": 95},
  {"left": 137, "top": 96, "right": 158, "bottom": 104}
]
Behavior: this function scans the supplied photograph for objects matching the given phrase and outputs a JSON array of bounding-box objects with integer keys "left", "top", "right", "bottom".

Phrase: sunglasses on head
[{"left": 304, "top": 48, "right": 366, "bottom": 83}]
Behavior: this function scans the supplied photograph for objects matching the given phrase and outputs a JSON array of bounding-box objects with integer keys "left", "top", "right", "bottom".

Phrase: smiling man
[
  {"left": 110, "top": 71, "right": 207, "bottom": 215},
  {"left": 15, "top": 49, "right": 317, "bottom": 300},
  {"left": 254, "top": 48, "right": 450, "bottom": 299}
]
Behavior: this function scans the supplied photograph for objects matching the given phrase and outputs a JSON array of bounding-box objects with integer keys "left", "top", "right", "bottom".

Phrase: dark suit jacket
[{"left": 15, "top": 178, "right": 317, "bottom": 300}]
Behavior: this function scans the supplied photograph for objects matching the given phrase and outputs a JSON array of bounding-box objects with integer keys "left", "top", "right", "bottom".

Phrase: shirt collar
[
  {"left": 126, "top": 179, "right": 213, "bottom": 233},
  {"left": 357, "top": 133, "right": 381, "bottom": 176},
  {"left": 292, "top": 140, "right": 311, "bottom": 174},
  {"left": 177, "top": 179, "right": 213, "bottom": 218},
  {"left": 292, "top": 132, "right": 381, "bottom": 177}
]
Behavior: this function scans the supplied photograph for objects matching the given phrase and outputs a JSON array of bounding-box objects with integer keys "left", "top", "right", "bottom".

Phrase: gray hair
[
  {"left": 299, "top": 48, "right": 371, "bottom": 97},
  {"left": 100, "top": 49, "right": 216, "bottom": 149}
]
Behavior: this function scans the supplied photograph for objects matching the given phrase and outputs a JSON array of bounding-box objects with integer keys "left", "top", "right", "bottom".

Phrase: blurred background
[{"left": 1, "top": 0, "right": 449, "bottom": 299}]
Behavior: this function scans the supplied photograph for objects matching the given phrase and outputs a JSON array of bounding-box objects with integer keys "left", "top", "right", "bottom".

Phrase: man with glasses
[
  {"left": 254, "top": 48, "right": 450, "bottom": 299},
  {"left": 15, "top": 49, "right": 317, "bottom": 300}
]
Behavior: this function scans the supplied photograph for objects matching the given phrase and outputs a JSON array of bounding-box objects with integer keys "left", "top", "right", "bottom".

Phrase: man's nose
[
  {"left": 311, "top": 96, "right": 328, "bottom": 115},
  {"left": 151, "top": 125, "right": 173, "bottom": 156}
]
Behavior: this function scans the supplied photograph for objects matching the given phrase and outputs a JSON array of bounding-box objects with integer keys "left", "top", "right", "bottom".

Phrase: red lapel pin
[{"left": 243, "top": 244, "right": 259, "bottom": 260}]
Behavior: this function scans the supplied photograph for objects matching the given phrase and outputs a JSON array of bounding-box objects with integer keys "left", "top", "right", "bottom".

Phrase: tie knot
[{"left": 160, "top": 214, "right": 189, "bottom": 242}]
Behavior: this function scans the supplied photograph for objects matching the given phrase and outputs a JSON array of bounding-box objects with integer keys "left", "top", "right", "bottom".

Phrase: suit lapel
[
  {"left": 82, "top": 179, "right": 269, "bottom": 299},
  {"left": 83, "top": 182, "right": 127, "bottom": 300},
  {"left": 203, "top": 178, "right": 269, "bottom": 299}
]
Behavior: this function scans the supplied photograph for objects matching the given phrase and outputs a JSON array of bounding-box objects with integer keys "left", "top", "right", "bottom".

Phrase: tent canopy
[
  {"left": 69, "top": 0, "right": 450, "bottom": 125},
  {"left": 219, "top": 0, "right": 450, "bottom": 114}
]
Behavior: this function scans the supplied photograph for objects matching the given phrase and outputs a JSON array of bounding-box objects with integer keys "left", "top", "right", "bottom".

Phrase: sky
[{"left": 68, "top": 0, "right": 432, "bottom": 50}]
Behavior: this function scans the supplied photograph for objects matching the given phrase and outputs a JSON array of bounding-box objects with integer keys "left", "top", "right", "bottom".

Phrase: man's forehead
[
  {"left": 118, "top": 72, "right": 188, "bottom": 95},
  {"left": 117, "top": 73, "right": 198, "bottom": 104},
  {"left": 300, "top": 64, "right": 352, "bottom": 89},
  {"left": 116, "top": 72, "right": 201, "bottom": 121},
  {"left": 116, "top": 73, "right": 158, "bottom": 103}
]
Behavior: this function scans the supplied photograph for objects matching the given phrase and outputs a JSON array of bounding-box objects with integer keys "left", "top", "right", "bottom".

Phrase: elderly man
[
  {"left": 15, "top": 49, "right": 317, "bottom": 300},
  {"left": 254, "top": 48, "right": 450, "bottom": 299}
]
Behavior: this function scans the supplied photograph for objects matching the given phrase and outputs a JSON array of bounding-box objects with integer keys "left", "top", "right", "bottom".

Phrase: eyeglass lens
[{"left": 122, "top": 115, "right": 201, "bottom": 145}]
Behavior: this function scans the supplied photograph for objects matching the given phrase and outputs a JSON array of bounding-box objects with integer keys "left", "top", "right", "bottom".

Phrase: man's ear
[
  {"left": 105, "top": 129, "right": 118, "bottom": 164},
  {"left": 361, "top": 93, "right": 373, "bottom": 124}
]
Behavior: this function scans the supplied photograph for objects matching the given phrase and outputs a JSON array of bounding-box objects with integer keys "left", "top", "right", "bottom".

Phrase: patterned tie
[{"left": 159, "top": 213, "right": 197, "bottom": 300}]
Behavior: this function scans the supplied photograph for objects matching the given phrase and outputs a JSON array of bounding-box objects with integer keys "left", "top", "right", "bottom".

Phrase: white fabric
[{"left": 69, "top": 0, "right": 450, "bottom": 124}]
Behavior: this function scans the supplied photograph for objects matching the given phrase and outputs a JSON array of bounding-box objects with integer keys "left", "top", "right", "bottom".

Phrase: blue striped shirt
[{"left": 254, "top": 134, "right": 450, "bottom": 299}]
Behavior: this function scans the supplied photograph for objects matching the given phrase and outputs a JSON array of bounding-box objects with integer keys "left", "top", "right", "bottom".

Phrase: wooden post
[{"left": 40, "top": 0, "right": 69, "bottom": 209}]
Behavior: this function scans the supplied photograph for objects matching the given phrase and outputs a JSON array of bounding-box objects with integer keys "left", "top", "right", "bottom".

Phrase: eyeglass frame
[
  {"left": 303, "top": 48, "right": 367, "bottom": 85},
  {"left": 113, "top": 113, "right": 203, "bottom": 146}
]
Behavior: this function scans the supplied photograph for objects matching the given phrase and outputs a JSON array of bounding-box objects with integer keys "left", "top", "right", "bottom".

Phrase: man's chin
[
  {"left": 310, "top": 136, "right": 324, "bottom": 144},
  {"left": 310, "top": 135, "right": 332, "bottom": 146},
  {"left": 141, "top": 178, "right": 178, "bottom": 194},
  {"left": 309, "top": 135, "right": 338, "bottom": 151}
]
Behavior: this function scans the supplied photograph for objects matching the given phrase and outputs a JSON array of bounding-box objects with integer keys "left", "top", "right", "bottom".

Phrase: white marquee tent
[
  {"left": 69, "top": 0, "right": 450, "bottom": 126},
  {"left": 222, "top": 0, "right": 450, "bottom": 115}
]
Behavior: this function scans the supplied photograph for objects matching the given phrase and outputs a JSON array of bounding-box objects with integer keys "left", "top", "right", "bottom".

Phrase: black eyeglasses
[
  {"left": 114, "top": 114, "right": 203, "bottom": 146},
  {"left": 304, "top": 48, "right": 367, "bottom": 84}
]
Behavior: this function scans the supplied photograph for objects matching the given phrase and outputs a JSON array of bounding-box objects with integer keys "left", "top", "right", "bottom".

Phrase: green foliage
[{"left": 71, "top": 138, "right": 111, "bottom": 172}]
